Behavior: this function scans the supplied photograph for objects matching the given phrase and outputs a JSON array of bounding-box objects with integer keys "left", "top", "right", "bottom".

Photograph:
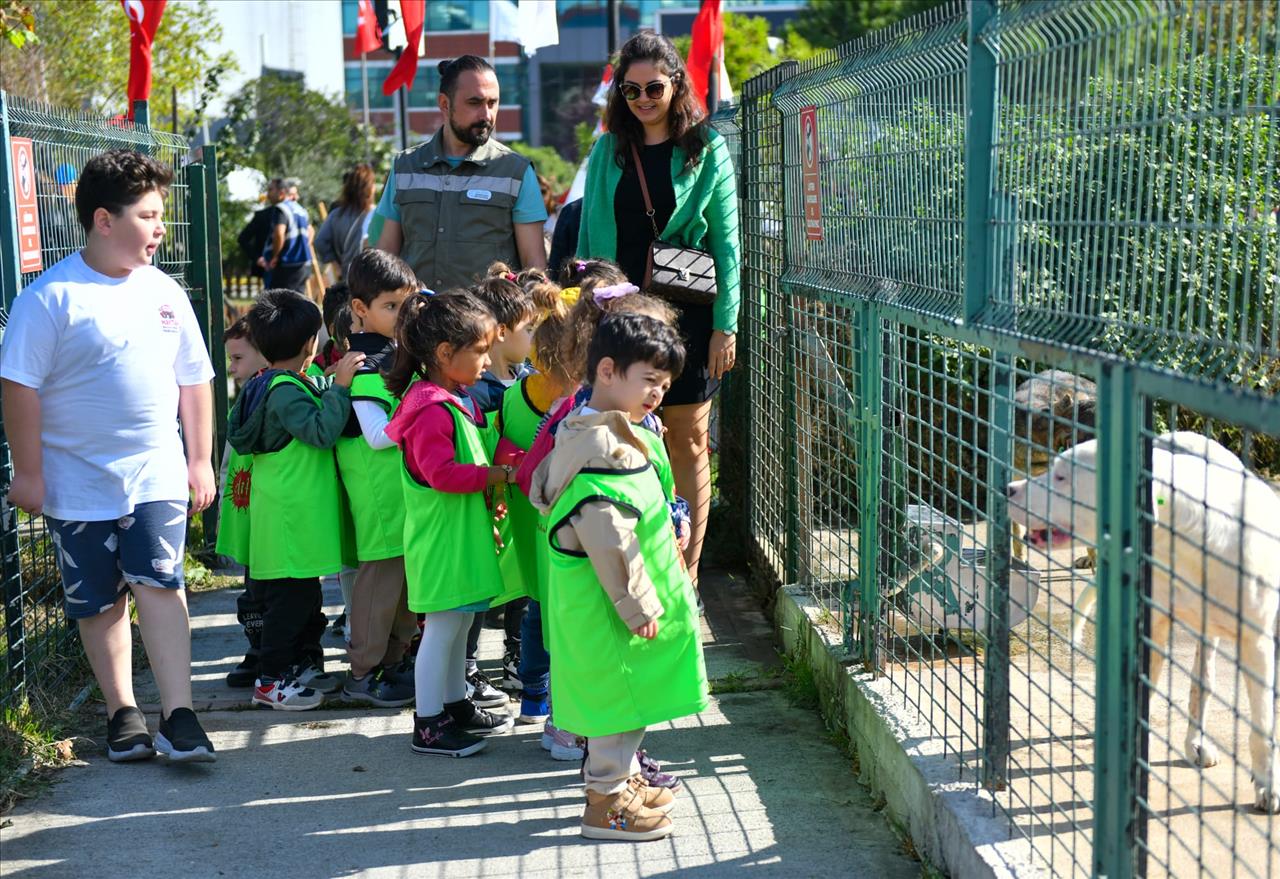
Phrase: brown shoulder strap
[{"left": 630, "top": 143, "right": 661, "bottom": 238}]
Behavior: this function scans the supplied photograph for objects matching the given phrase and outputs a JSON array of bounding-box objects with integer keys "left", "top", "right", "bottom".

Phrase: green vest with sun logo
[{"left": 215, "top": 420, "right": 252, "bottom": 565}]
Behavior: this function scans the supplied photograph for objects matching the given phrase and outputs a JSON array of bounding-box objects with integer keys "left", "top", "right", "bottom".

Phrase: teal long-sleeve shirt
[{"left": 577, "top": 129, "right": 742, "bottom": 334}]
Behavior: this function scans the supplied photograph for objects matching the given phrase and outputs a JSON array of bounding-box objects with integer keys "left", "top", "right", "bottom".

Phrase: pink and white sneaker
[{"left": 541, "top": 721, "right": 586, "bottom": 761}]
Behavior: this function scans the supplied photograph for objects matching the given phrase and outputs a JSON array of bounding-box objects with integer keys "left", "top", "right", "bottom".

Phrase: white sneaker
[
  {"left": 297, "top": 664, "right": 341, "bottom": 695},
  {"left": 253, "top": 675, "right": 323, "bottom": 711}
]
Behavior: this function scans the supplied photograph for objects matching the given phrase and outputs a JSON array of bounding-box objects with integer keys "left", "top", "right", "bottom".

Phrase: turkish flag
[
  {"left": 354, "top": 0, "right": 382, "bottom": 55},
  {"left": 121, "top": 0, "right": 166, "bottom": 118},
  {"left": 382, "top": 0, "right": 425, "bottom": 96},
  {"left": 686, "top": 0, "right": 723, "bottom": 117}
]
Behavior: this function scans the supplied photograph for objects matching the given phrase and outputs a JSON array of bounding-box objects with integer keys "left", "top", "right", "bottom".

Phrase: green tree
[
  {"left": 0, "top": 0, "right": 234, "bottom": 127},
  {"left": 0, "top": 0, "right": 36, "bottom": 48},
  {"left": 508, "top": 142, "right": 575, "bottom": 196},
  {"left": 791, "top": 0, "right": 944, "bottom": 50}
]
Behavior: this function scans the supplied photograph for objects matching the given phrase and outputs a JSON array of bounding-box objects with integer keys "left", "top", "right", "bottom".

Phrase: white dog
[{"left": 1007, "top": 432, "right": 1280, "bottom": 813}]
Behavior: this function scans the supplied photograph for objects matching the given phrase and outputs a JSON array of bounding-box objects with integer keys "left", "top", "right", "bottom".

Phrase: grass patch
[
  {"left": 0, "top": 675, "right": 93, "bottom": 817},
  {"left": 779, "top": 649, "right": 820, "bottom": 711}
]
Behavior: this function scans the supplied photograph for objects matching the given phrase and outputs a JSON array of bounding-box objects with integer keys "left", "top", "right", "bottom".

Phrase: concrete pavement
[{"left": 0, "top": 569, "right": 923, "bottom": 878}]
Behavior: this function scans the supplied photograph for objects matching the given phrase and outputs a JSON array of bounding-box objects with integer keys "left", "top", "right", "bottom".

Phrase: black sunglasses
[{"left": 619, "top": 79, "right": 671, "bottom": 102}]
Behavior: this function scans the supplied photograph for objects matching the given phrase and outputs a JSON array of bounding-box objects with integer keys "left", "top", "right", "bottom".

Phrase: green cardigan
[{"left": 577, "top": 130, "right": 741, "bottom": 333}]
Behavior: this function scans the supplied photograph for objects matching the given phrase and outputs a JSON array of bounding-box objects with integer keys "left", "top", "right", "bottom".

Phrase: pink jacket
[
  {"left": 386, "top": 381, "right": 522, "bottom": 493},
  {"left": 514, "top": 392, "right": 578, "bottom": 497}
]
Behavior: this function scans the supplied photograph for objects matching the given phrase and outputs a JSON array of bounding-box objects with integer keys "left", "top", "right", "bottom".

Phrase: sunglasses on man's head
[{"left": 619, "top": 80, "right": 670, "bottom": 102}]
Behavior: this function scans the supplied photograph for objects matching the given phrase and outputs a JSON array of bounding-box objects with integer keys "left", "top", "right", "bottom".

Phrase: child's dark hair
[
  {"left": 559, "top": 257, "right": 626, "bottom": 288},
  {"left": 223, "top": 315, "right": 251, "bottom": 343},
  {"left": 383, "top": 292, "right": 496, "bottom": 397},
  {"left": 559, "top": 286, "right": 676, "bottom": 385},
  {"left": 75, "top": 149, "right": 174, "bottom": 233},
  {"left": 322, "top": 282, "right": 350, "bottom": 333},
  {"left": 473, "top": 267, "right": 535, "bottom": 329},
  {"left": 332, "top": 304, "right": 354, "bottom": 352},
  {"left": 346, "top": 249, "right": 418, "bottom": 306},
  {"left": 587, "top": 312, "right": 686, "bottom": 384},
  {"left": 503, "top": 264, "right": 563, "bottom": 317},
  {"left": 247, "top": 289, "right": 323, "bottom": 363}
]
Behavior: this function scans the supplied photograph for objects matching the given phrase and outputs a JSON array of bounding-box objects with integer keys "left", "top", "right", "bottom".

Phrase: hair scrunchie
[{"left": 592, "top": 282, "right": 639, "bottom": 305}]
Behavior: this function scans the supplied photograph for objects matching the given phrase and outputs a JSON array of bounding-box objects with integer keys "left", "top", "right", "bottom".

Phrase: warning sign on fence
[
  {"left": 800, "top": 106, "right": 822, "bottom": 241},
  {"left": 10, "top": 138, "right": 43, "bottom": 274}
]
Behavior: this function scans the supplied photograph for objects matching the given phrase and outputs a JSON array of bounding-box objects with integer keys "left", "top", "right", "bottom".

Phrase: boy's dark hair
[
  {"left": 322, "top": 282, "right": 350, "bottom": 332},
  {"left": 587, "top": 312, "right": 685, "bottom": 385},
  {"left": 223, "top": 315, "right": 252, "bottom": 343},
  {"left": 438, "top": 55, "right": 496, "bottom": 99},
  {"left": 75, "top": 149, "right": 174, "bottom": 233},
  {"left": 247, "top": 289, "right": 323, "bottom": 363},
  {"left": 472, "top": 271, "right": 535, "bottom": 329},
  {"left": 346, "top": 249, "right": 418, "bottom": 306},
  {"left": 384, "top": 292, "right": 495, "bottom": 397}
]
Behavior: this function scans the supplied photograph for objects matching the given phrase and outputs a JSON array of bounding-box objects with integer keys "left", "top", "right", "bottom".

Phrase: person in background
[
  {"left": 238, "top": 178, "right": 284, "bottom": 281},
  {"left": 315, "top": 164, "right": 376, "bottom": 281},
  {"left": 263, "top": 179, "right": 313, "bottom": 294}
]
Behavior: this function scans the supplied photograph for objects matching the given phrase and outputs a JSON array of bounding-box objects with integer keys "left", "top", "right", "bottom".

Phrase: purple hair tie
[
  {"left": 575, "top": 260, "right": 587, "bottom": 274},
  {"left": 592, "top": 282, "right": 639, "bottom": 305}
]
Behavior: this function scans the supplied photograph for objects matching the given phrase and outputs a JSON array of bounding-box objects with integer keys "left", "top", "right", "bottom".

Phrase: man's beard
[{"left": 450, "top": 114, "right": 493, "bottom": 147}]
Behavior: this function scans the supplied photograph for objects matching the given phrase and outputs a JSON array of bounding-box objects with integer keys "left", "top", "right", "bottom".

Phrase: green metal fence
[
  {"left": 715, "top": 1, "right": 1280, "bottom": 876},
  {"left": 0, "top": 93, "right": 224, "bottom": 710}
]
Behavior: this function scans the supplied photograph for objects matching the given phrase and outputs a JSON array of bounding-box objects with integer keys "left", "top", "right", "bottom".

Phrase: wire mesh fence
[
  {"left": 715, "top": 1, "right": 1280, "bottom": 876},
  {"left": 0, "top": 93, "right": 222, "bottom": 710}
]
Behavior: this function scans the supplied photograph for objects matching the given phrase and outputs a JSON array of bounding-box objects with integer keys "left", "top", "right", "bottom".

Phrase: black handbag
[{"left": 632, "top": 144, "right": 718, "bottom": 306}]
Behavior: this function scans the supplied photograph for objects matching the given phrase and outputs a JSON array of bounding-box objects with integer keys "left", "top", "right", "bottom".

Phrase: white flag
[
  {"left": 517, "top": 0, "right": 559, "bottom": 57},
  {"left": 490, "top": 0, "right": 521, "bottom": 46}
]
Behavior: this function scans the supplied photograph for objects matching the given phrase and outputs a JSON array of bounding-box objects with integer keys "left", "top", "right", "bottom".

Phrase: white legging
[{"left": 415, "top": 610, "right": 473, "bottom": 717}]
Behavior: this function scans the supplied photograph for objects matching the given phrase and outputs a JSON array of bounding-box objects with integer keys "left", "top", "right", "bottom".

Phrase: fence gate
[
  {"left": 713, "top": 1, "right": 1280, "bottom": 876},
  {"left": 0, "top": 93, "right": 224, "bottom": 710}
]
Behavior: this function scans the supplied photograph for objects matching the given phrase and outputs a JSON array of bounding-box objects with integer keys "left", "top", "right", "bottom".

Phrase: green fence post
[
  {"left": 1093, "top": 362, "right": 1142, "bottom": 879},
  {"left": 132, "top": 100, "right": 149, "bottom": 129},
  {"left": 0, "top": 91, "right": 27, "bottom": 704},
  {"left": 201, "top": 147, "right": 227, "bottom": 549},
  {"left": 856, "top": 300, "right": 883, "bottom": 668},
  {"left": 184, "top": 160, "right": 215, "bottom": 551},
  {"left": 964, "top": 0, "right": 997, "bottom": 325}
]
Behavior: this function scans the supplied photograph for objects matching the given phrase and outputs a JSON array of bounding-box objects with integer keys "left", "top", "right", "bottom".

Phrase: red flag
[
  {"left": 382, "top": 0, "right": 425, "bottom": 96},
  {"left": 354, "top": 0, "right": 381, "bottom": 55},
  {"left": 121, "top": 0, "right": 166, "bottom": 118},
  {"left": 686, "top": 0, "right": 723, "bottom": 117}
]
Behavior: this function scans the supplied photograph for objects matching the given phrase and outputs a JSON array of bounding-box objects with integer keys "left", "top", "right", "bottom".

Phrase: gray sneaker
[
  {"left": 343, "top": 666, "right": 415, "bottom": 708},
  {"left": 297, "top": 663, "right": 341, "bottom": 695}
]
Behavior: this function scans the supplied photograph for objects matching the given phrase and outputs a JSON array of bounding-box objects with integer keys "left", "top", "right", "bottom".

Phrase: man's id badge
[{"left": 466, "top": 189, "right": 493, "bottom": 201}]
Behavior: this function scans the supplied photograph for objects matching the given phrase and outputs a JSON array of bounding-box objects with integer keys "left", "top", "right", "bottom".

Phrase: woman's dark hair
[
  {"left": 335, "top": 163, "right": 375, "bottom": 212},
  {"left": 438, "top": 55, "right": 496, "bottom": 99},
  {"left": 587, "top": 312, "right": 686, "bottom": 385},
  {"left": 383, "top": 292, "right": 496, "bottom": 397},
  {"left": 246, "top": 289, "right": 323, "bottom": 363},
  {"left": 604, "top": 30, "right": 708, "bottom": 174},
  {"left": 75, "top": 149, "right": 174, "bottom": 233},
  {"left": 346, "top": 249, "right": 419, "bottom": 306}
]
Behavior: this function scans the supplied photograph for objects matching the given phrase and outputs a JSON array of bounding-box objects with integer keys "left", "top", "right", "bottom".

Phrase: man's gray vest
[{"left": 392, "top": 129, "right": 531, "bottom": 291}]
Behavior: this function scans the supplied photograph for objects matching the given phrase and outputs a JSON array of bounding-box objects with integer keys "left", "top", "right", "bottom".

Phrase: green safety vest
[
  {"left": 545, "top": 463, "right": 708, "bottom": 737},
  {"left": 214, "top": 429, "right": 252, "bottom": 565},
  {"left": 634, "top": 425, "right": 675, "bottom": 501},
  {"left": 495, "top": 377, "right": 546, "bottom": 603},
  {"left": 247, "top": 373, "right": 355, "bottom": 579},
  {"left": 336, "top": 370, "right": 405, "bottom": 561},
  {"left": 305, "top": 362, "right": 324, "bottom": 379},
  {"left": 401, "top": 398, "right": 504, "bottom": 613}
]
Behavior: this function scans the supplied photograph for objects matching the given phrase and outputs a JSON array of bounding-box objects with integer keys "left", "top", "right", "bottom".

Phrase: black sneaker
[
  {"left": 387, "top": 655, "right": 415, "bottom": 688},
  {"left": 343, "top": 665, "right": 415, "bottom": 708},
  {"left": 411, "top": 712, "right": 486, "bottom": 757},
  {"left": 465, "top": 668, "right": 508, "bottom": 709},
  {"left": 225, "top": 650, "right": 259, "bottom": 688},
  {"left": 444, "top": 698, "right": 514, "bottom": 735},
  {"left": 500, "top": 650, "right": 521, "bottom": 690},
  {"left": 106, "top": 706, "right": 155, "bottom": 763},
  {"left": 155, "top": 707, "right": 216, "bottom": 763}
]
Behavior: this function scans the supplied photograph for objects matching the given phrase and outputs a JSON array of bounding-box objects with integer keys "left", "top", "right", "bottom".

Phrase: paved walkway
[{"left": 0, "top": 569, "right": 922, "bottom": 878}]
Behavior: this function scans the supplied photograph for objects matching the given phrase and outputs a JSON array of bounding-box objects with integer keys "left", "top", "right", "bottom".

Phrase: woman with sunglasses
[{"left": 576, "top": 30, "right": 741, "bottom": 595}]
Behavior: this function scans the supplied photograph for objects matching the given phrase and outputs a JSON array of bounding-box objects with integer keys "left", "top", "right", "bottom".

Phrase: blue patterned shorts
[{"left": 45, "top": 500, "right": 189, "bottom": 619}]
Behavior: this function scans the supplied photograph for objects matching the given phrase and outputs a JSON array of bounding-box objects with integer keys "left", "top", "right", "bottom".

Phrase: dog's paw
[
  {"left": 1185, "top": 735, "right": 1221, "bottom": 768},
  {"left": 1254, "top": 784, "right": 1280, "bottom": 814}
]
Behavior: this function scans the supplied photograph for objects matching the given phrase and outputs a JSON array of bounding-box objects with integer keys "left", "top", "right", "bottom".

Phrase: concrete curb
[{"left": 774, "top": 585, "right": 1044, "bottom": 879}]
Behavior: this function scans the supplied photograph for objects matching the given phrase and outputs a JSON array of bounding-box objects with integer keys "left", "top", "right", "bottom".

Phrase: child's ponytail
[{"left": 383, "top": 292, "right": 495, "bottom": 397}]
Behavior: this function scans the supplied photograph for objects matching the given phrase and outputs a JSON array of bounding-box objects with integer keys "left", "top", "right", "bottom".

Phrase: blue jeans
[{"left": 518, "top": 600, "right": 550, "bottom": 699}]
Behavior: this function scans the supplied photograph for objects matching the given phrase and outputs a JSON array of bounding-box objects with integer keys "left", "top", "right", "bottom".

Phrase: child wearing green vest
[
  {"left": 383, "top": 291, "right": 521, "bottom": 757},
  {"left": 216, "top": 317, "right": 270, "bottom": 688},
  {"left": 334, "top": 251, "right": 419, "bottom": 708},
  {"left": 228, "top": 289, "right": 365, "bottom": 711},
  {"left": 530, "top": 312, "right": 708, "bottom": 841}
]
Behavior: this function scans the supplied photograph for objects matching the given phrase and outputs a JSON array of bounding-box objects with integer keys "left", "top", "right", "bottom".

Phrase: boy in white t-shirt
[{"left": 1, "top": 150, "right": 218, "bottom": 763}]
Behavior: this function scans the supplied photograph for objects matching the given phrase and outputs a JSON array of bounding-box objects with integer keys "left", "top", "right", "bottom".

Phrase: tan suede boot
[
  {"left": 581, "top": 784, "right": 675, "bottom": 841},
  {"left": 626, "top": 773, "right": 676, "bottom": 813}
]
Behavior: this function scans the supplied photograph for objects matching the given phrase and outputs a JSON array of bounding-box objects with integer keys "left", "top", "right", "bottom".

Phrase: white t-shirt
[{"left": 0, "top": 252, "right": 215, "bottom": 521}]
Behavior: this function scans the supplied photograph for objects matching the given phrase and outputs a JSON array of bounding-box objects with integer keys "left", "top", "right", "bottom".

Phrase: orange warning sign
[
  {"left": 11, "top": 138, "right": 43, "bottom": 273},
  {"left": 800, "top": 106, "right": 822, "bottom": 241}
]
